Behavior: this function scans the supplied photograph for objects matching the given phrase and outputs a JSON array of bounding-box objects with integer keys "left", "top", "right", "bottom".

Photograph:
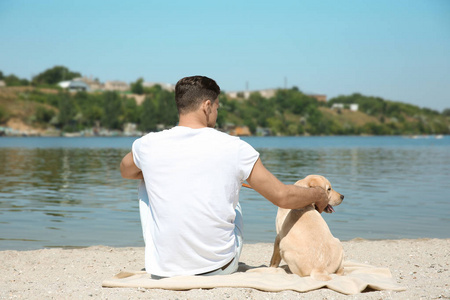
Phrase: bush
[
  {"left": 0, "top": 106, "right": 9, "bottom": 123},
  {"left": 35, "top": 106, "right": 55, "bottom": 123}
]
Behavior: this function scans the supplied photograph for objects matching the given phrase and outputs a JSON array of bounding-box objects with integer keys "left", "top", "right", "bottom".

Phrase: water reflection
[
  {"left": 0, "top": 147, "right": 141, "bottom": 250},
  {"left": 0, "top": 136, "right": 449, "bottom": 250}
]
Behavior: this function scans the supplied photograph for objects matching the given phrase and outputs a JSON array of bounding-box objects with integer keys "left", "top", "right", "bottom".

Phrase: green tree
[
  {"left": 58, "top": 92, "right": 77, "bottom": 132},
  {"left": 244, "top": 119, "right": 257, "bottom": 134},
  {"left": 3, "top": 74, "right": 29, "bottom": 86},
  {"left": 35, "top": 106, "right": 56, "bottom": 123},
  {"left": 216, "top": 94, "right": 229, "bottom": 128},
  {"left": 32, "top": 66, "right": 81, "bottom": 85},
  {"left": 267, "top": 116, "right": 285, "bottom": 135},
  {"left": 131, "top": 78, "right": 145, "bottom": 95},
  {"left": 72, "top": 91, "right": 103, "bottom": 128},
  {"left": 140, "top": 97, "right": 158, "bottom": 131},
  {"left": 155, "top": 90, "right": 178, "bottom": 126},
  {"left": 0, "top": 106, "right": 9, "bottom": 123},
  {"left": 443, "top": 108, "right": 450, "bottom": 117},
  {"left": 102, "top": 92, "right": 123, "bottom": 129},
  {"left": 123, "top": 97, "right": 140, "bottom": 123}
]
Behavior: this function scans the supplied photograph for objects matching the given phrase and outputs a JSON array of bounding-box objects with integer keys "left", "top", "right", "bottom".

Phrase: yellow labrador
[{"left": 269, "top": 175, "right": 344, "bottom": 281}]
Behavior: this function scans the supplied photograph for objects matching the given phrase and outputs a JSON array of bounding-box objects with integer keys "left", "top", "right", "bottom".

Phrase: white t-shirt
[{"left": 132, "top": 126, "right": 259, "bottom": 277}]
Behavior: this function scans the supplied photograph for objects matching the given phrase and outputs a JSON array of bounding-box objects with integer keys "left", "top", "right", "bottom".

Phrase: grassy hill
[
  {"left": 0, "top": 86, "right": 448, "bottom": 136},
  {"left": 0, "top": 87, "right": 60, "bottom": 134}
]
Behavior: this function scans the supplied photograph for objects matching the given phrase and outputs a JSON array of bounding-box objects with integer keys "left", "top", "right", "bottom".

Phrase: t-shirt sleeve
[
  {"left": 131, "top": 137, "right": 143, "bottom": 170},
  {"left": 238, "top": 140, "right": 260, "bottom": 181}
]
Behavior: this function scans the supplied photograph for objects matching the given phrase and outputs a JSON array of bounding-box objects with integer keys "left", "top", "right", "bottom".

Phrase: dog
[{"left": 269, "top": 175, "right": 345, "bottom": 281}]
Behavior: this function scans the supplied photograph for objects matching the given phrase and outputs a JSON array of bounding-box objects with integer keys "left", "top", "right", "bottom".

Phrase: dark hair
[{"left": 175, "top": 76, "right": 220, "bottom": 114}]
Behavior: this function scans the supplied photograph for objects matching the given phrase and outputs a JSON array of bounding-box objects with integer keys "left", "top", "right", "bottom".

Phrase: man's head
[{"left": 175, "top": 76, "right": 221, "bottom": 115}]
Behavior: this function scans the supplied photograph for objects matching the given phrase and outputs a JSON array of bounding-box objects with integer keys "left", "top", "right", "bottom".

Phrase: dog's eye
[{"left": 327, "top": 188, "right": 331, "bottom": 192}]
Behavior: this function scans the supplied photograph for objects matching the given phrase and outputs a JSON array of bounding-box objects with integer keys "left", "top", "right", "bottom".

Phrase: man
[{"left": 120, "top": 75, "right": 328, "bottom": 278}]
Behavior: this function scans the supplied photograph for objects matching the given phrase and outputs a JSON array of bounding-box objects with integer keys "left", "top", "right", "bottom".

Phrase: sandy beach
[{"left": 1, "top": 238, "right": 448, "bottom": 299}]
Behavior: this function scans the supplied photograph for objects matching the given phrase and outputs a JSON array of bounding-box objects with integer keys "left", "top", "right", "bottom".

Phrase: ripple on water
[{"left": 0, "top": 136, "right": 449, "bottom": 249}]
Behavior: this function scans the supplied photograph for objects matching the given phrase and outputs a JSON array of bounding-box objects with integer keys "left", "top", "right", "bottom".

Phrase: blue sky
[{"left": 1, "top": 0, "right": 449, "bottom": 111}]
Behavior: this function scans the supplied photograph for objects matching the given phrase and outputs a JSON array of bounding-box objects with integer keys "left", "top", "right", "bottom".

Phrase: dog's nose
[{"left": 340, "top": 195, "right": 344, "bottom": 200}]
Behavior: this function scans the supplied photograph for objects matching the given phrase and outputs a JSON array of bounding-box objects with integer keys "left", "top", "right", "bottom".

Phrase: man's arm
[
  {"left": 246, "top": 158, "right": 328, "bottom": 212},
  {"left": 120, "top": 152, "right": 143, "bottom": 179}
]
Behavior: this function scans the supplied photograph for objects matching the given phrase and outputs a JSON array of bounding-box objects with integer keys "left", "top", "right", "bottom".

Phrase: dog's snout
[{"left": 340, "top": 195, "right": 344, "bottom": 200}]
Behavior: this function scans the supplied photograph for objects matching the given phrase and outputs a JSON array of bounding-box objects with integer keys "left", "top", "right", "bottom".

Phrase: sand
[{"left": 1, "top": 239, "right": 448, "bottom": 299}]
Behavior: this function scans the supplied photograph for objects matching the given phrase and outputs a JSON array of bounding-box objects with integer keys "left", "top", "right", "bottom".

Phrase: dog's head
[{"left": 294, "top": 175, "right": 344, "bottom": 213}]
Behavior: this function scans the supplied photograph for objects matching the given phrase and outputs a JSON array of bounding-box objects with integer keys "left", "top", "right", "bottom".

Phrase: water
[{"left": 0, "top": 136, "right": 449, "bottom": 250}]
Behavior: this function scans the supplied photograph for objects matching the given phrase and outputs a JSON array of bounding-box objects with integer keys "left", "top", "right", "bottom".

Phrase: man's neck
[{"left": 178, "top": 113, "right": 208, "bottom": 129}]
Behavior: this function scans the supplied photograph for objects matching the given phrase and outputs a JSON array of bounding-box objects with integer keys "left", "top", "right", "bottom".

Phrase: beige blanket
[{"left": 102, "top": 261, "right": 405, "bottom": 295}]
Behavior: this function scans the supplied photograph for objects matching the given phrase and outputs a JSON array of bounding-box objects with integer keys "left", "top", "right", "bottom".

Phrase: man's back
[
  {"left": 133, "top": 126, "right": 259, "bottom": 276},
  {"left": 120, "top": 75, "right": 328, "bottom": 278}
]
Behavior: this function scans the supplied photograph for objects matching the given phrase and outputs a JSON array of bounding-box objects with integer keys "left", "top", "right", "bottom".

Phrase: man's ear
[{"left": 202, "top": 99, "right": 212, "bottom": 114}]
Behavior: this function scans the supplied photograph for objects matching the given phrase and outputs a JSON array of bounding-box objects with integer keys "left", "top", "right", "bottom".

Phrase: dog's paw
[{"left": 311, "top": 270, "right": 332, "bottom": 281}]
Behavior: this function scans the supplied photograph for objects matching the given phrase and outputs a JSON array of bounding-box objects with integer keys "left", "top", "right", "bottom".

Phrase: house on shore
[
  {"left": 228, "top": 126, "right": 252, "bottom": 136},
  {"left": 58, "top": 80, "right": 90, "bottom": 92},
  {"left": 104, "top": 81, "right": 129, "bottom": 92},
  {"left": 74, "top": 76, "right": 103, "bottom": 91},
  {"left": 143, "top": 82, "right": 175, "bottom": 92},
  {"left": 331, "top": 103, "right": 359, "bottom": 111}
]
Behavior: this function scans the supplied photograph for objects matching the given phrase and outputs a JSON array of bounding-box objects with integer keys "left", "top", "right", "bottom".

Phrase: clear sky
[{"left": 1, "top": 0, "right": 449, "bottom": 111}]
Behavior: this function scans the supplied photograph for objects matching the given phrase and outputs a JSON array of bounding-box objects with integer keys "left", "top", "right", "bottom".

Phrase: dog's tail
[{"left": 310, "top": 269, "right": 332, "bottom": 281}]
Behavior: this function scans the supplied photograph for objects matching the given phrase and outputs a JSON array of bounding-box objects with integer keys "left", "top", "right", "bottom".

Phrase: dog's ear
[
  {"left": 308, "top": 177, "right": 330, "bottom": 193},
  {"left": 294, "top": 179, "right": 308, "bottom": 188},
  {"left": 307, "top": 177, "right": 321, "bottom": 188}
]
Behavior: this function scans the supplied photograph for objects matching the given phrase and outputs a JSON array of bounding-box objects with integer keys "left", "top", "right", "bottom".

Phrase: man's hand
[{"left": 311, "top": 186, "right": 328, "bottom": 213}]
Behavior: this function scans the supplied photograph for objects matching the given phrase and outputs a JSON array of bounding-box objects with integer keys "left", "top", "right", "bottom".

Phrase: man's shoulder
[
  {"left": 138, "top": 127, "right": 177, "bottom": 140},
  {"left": 136, "top": 127, "right": 249, "bottom": 147},
  {"left": 207, "top": 129, "right": 250, "bottom": 144},
  {"left": 133, "top": 130, "right": 168, "bottom": 149},
  {"left": 209, "top": 128, "right": 238, "bottom": 139}
]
